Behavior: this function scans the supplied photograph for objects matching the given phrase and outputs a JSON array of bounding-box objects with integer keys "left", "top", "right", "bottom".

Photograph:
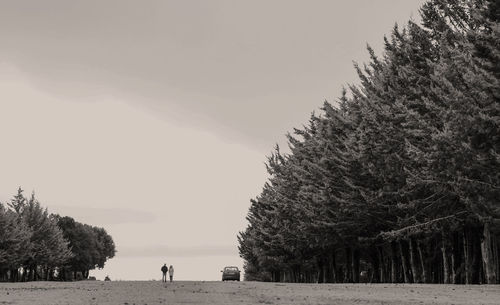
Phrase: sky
[{"left": 0, "top": 0, "right": 425, "bottom": 281}]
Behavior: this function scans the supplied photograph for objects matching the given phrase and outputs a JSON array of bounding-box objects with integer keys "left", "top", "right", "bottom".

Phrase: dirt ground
[{"left": 0, "top": 281, "right": 499, "bottom": 305}]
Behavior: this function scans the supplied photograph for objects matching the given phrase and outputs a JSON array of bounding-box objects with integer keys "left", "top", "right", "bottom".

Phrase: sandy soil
[{"left": 0, "top": 281, "right": 499, "bottom": 305}]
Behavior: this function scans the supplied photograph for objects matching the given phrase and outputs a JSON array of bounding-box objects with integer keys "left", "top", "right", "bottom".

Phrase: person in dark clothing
[{"left": 161, "top": 264, "right": 168, "bottom": 282}]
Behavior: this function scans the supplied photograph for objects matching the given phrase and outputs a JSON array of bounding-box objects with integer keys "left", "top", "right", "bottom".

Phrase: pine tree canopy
[{"left": 238, "top": 0, "right": 500, "bottom": 284}]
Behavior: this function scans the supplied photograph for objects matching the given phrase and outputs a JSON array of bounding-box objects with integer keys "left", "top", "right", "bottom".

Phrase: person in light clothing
[{"left": 169, "top": 265, "right": 174, "bottom": 282}]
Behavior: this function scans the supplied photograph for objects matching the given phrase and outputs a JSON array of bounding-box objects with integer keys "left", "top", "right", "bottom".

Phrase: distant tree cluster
[
  {"left": 0, "top": 188, "right": 115, "bottom": 282},
  {"left": 239, "top": 0, "right": 500, "bottom": 284}
]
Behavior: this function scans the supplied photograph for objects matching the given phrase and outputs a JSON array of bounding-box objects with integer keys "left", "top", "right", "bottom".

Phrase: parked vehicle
[{"left": 221, "top": 266, "right": 240, "bottom": 281}]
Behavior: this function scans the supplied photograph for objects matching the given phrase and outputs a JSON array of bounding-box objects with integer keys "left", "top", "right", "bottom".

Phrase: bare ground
[{"left": 0, "top": 281, "right": 499, "bottom": 305}]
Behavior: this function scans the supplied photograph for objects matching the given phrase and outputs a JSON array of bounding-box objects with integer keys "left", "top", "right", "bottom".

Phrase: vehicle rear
[{"left": 222, "top": 266, "right": 240, "bottom": 281}]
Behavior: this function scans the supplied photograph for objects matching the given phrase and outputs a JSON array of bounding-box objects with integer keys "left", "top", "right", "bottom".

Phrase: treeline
[
  {"left": 0, "top": 188, "right": 115, "bottom": 282},
  {"left": 238, "top": 0, "right": 500, "bottom": 284}
]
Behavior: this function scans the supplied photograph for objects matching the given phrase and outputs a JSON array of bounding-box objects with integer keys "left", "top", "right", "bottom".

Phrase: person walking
[
  {"left": 161, "top": 264, "right": 168, "bottom": 282},
  {"left": 169, "top": 265, "right": 174, "bottom": 282}
]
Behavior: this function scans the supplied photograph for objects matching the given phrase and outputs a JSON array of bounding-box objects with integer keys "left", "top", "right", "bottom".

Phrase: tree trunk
[
  {"left": 399, "top": 241, "right": 410, "bottom": 283},
  {"left": 391, "top": 242, "right": 398, "bottom": 283},
  {"left": 317, "top": 258, "right": 324, "bottom": 284},
  {"left": 322, "top": 262, "right": 327, "bottom": 284},
  {"left": 345, "top": 247, "right": 352, "bottom": 283},
  {"left": 408, "top": 238, "right": 420, "bottom": 283},
  {"left": 417, "top": 240, "right": 427, "bottom": 283},
  {"left": 352, "top": 248, "right": 360, "bottom": 283},
  {"left": 369, "top": 248, "right": 379, "bottom": 283},
  {"left": 442, "top": 232, "right": 450, "bottom": 284},
  {"left": 481, "top": 222, "right": 497, "bottom": 284},
  {"left": 472, "top": 228, "right": 481, "bottom": 284},
  {"left": 463, "top": 229, "right": 471, "bottom": 284},
  {"left": 451, "top": 245, "right": 457, "bottom": 284},
  {"left": 331, "top": 251, "right": 337, "bottom": 283},
  {"left": 495, "top": 236, "right": 500, "bottom": 284},
  {"left": 324, "top": 253, "right": 332, "bottom": 283},
  {"left": 377, "top": 247, "right": 385, "bottom": 283},
  {"left": 451, "top": 232, "right": 458, "bottom": 284}
]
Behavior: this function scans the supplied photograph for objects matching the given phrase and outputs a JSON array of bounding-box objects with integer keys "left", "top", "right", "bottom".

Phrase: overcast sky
[{"left": 0, "top": 0, "right": 425, "bottom": 280}]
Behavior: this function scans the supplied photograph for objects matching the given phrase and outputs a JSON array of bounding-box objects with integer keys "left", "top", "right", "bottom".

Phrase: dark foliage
[
  {"left": 239, "top": 0, "right": 500, "bottom": 284},
  {"left": 0, "top": 188, "right": 115, "bottom": 282}
]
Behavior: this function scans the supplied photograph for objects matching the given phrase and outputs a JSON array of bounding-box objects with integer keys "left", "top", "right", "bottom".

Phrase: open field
[{"left": 1, "top": 281, "right": 499, "bottom": 305}]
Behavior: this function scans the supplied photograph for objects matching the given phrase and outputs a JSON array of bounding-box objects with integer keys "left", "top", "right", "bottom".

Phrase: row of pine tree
[
  {"left": 238, "top": 0, "right": 500, "bottom": 284},
  {"left": 0, "top": 188, "right": 115, "bottom": 282}
]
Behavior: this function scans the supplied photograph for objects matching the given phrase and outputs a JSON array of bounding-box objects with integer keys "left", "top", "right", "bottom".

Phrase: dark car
[{"left": 221, "top": 266, "right": 240, "bottom": 281}]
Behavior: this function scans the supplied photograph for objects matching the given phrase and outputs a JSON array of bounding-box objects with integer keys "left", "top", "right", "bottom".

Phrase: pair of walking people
[{"left": 161, "top": 264, "right": 174, "bottom": 282}]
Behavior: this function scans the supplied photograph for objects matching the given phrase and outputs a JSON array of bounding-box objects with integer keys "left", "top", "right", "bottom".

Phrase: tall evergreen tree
[
  {"left": 239, "top": 0, "right": 500, "bottom": 284},
  {"left": 0, "top": 203, "right": 31, "bottom": 281}
]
